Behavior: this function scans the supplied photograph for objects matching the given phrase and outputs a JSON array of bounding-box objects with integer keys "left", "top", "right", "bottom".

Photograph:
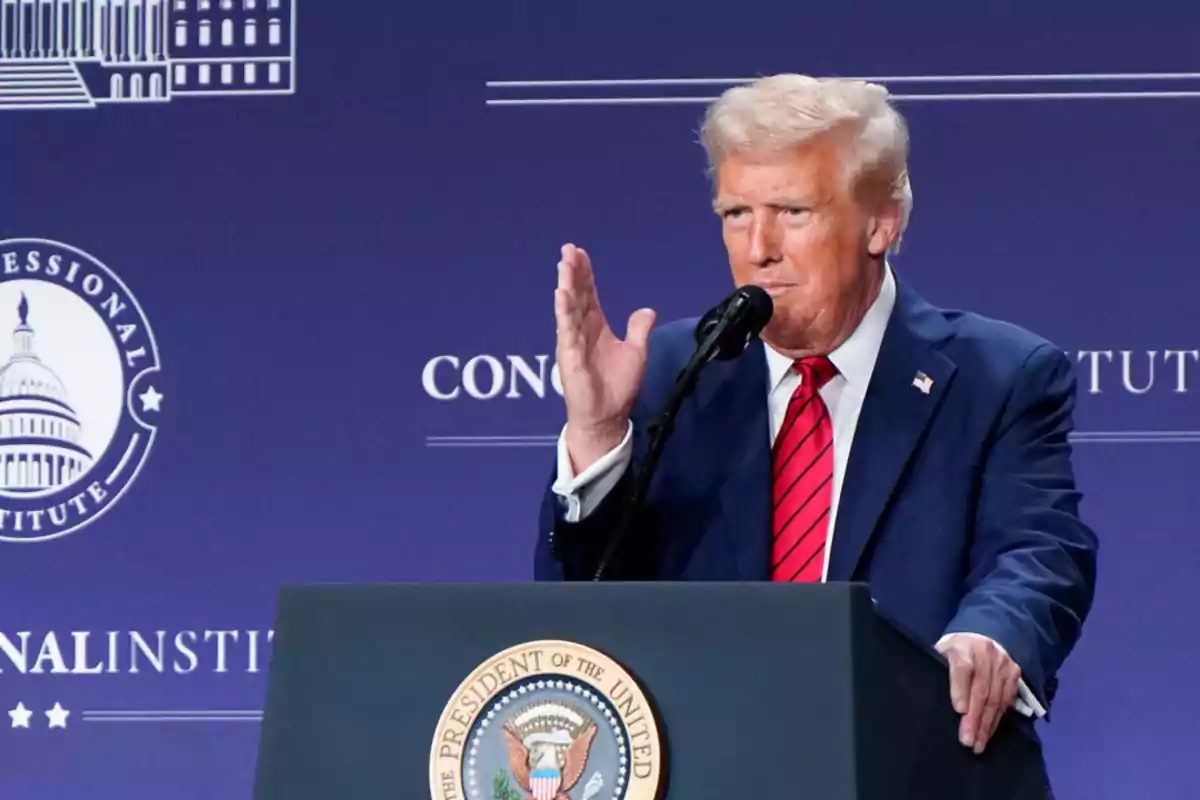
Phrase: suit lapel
[
  {"left": 691, "top": 341, "right": 773, "bottom": 580},
  {"left": 826, "top": 282, "right": 958, "bottom": 581}
]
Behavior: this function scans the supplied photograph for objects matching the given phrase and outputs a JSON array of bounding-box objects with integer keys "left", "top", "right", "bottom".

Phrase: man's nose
[{"left": 747, "top": 214, "right": 782, "bottom": 266}]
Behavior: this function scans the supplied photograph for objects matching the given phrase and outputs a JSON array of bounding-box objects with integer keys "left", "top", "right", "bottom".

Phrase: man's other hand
[{"left": 935, "top": 633, "right": 1023, "bottom": 754}]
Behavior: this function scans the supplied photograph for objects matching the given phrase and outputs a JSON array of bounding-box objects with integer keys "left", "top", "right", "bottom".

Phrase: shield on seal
[{"left": 530, "top": 767, "right": 562, "bottom": 800}]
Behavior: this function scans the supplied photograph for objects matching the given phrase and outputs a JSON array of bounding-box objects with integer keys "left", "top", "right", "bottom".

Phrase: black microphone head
[
  {"left": 736, "top": 284, "right": 774, "bottom": 334},
  {"left": 694, "top": 284, "right": 775, "bottom": 360}
]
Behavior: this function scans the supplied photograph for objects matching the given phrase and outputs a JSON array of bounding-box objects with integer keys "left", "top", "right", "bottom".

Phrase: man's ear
[{"left": 867, "top": 202, "right": 901, "bottom": 257}]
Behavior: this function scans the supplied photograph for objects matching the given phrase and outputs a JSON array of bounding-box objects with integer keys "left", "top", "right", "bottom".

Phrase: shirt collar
[{"left": 764, "top": 262, "right": 897, "bottom": 392}]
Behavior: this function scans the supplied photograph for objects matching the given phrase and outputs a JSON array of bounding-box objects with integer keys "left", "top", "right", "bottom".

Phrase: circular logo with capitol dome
[
  {"left": 0, "top": 238, "right": 162, "bottom": 543},
  {"left": 431, "top": 640, "right": 663, "bottom": 800}
]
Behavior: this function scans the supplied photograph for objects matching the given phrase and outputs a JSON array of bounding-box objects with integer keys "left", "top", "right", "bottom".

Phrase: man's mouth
[{"left": 753, "top": 281, "right": 796, "bottom": 296}]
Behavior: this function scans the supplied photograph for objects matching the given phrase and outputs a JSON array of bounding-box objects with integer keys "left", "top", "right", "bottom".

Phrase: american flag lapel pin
[{"left": 912, "top": 371, "right": 933, "bottom": 394}]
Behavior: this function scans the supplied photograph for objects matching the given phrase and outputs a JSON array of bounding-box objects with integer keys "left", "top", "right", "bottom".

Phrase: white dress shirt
[
  {"left": 553, "top": 263, "right": 896, "bottom": 580},
  {"left": 550, "top": 264, "right": 1044, "bottom": 719}
]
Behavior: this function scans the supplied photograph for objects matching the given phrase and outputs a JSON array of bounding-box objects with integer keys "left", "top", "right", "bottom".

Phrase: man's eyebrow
[{"left": 712, "top": 195, "right": 817, "bottom": 212}]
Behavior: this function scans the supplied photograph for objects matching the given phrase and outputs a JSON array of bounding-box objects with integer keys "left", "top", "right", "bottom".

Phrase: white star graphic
[
  {"left": 45, "top": 702, "right": 69, "bottom": 729},
  {"left": 139, "top": 386, "right": 164, "bottom": 412},
  {"left": 8, "top": 702, "right": 32, "bottom": 729}
]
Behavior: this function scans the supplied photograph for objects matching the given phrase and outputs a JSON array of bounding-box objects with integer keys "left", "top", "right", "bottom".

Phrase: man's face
[{"left": 713, "top": 133, "right": 898, "bottom": 356}]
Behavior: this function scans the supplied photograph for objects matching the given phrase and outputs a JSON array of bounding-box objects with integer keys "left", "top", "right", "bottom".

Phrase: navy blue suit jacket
[{"left": 534, "top": 278, "right": 1098, "bottom": 710}]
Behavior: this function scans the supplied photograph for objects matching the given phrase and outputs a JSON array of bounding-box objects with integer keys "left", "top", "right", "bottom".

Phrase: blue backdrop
[{"left": 2, "top": 2, "right": 1198, "bottom": 797}]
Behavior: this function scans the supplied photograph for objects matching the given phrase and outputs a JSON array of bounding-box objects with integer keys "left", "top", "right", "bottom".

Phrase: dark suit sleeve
[
  {"left": 533, "top": 423, "right": 661, "bottom": 581},
  {"left": 945, "top": 344, "right": 1099, "bottom": 707},
  {"left": 534, "top": 467, "right": 629, "bottom": 580}
]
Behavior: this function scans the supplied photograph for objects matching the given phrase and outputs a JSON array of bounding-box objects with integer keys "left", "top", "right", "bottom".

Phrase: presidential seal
[
  {"left": 0, "top": 239, "right": 162, "bottom": 543},
  {"left": 430, "top": 640, "right": 663, "bottom": 800}
]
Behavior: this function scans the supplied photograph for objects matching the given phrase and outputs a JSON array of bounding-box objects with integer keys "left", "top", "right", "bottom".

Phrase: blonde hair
[{"left": 699, "top": 74, "right": 913, "bottom": 251}]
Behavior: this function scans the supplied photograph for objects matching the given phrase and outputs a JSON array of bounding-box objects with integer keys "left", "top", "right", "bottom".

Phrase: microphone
[
  {"left": 592, "top": 285, "right": 773, "bottom": 580},
  {"left": 689, "top": 283, "right": 775, "bottom": 366}
]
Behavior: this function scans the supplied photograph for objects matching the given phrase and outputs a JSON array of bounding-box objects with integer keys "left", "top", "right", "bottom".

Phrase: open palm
[{"left": 555, "top": 244, "right": 655, "bottom": 471}]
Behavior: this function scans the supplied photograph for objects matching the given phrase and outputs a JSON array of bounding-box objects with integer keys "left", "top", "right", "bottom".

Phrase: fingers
[
  {"left": 959, "top": 651, "right": 990, "bottom": 750},
  {"left": 960, "top": 662, "right": 988, "bottom": 753},
  {"left": 557, "top": 244, "right": 576, "bottom": 296},
  {"left": 941, "top": 638, "right": 1022, "bottom": 755},
  {"left": 987, "top": 662, "right": 1023, "bottom": 745},
  {"left": 557, "top": 243, "right": 653, "bottom": 356},
  {"left": 555, "top": 285, "right": 580, "bottom": 354},
  {"left": 571, "top": 244, "right": 598, "bottom": 303},
  {"left": 625, "top": 308, "right": 657, "bottom": 351},
  {"left": 943, "top": 642, "right": 988, "bottom": 750},
  {"left": 945, "top": 647, "right": 972, "bottom": 716},
  {"left": 555, "top": 255, "right": 585, "bottom": 365},
  {"left": 971, "top": 654, "right": 1007, "bottom": 754},
  {"left": 1004, "top": 667, "right": 1022, "bottom": 716},
  {"left": 561, "top": 243, "right": 599, "bottom": 318}
]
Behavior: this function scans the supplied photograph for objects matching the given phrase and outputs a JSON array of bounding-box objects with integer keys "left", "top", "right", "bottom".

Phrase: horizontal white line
[
  {"left": 427, "top": 435, "right": 557, "bottom": 448},
  {"left": 170, "top": 88, "right": 294, "bottom": 97},
  {"left": 0, "top": 102, "right": 92, "bottom": 108},
  {"left": 428, "top": 435, "right": 558, "bottom": 442},
  {"left": 1073, "top": 430, "right": 1200, "bottom": 436},
  {"left": 1072, "top": 433, "right": 1200, "bottom": 442},
  {"left": 1074, "top": 439, "right": 1200, "bottom": 443},
  {"left": 486, "top": 72, "right": 1200, "bottom": 88},
  {"left": 90, "top": 98, "right": 170, "bottom": 104},
  {"left": 84, "top": 709, "right": 263, "bottom": 716},
  {"left": 428, "top": 441, "right": 559, "bottom": 448},
  {"left": 488, "top": 97, "right": 711, "bottom": 106},
  {"left": 0, "top": 87, "right": 86, "bottom": 94},
  {"left": 487, "top": 91, "right": 1200, "bottom": 106},
  {"left": 83, "top": 716, "right": 262, "bottom": 723},
  {"left": 170, "top": 56, "right": 294, "bottom": 63},
  {"left": 427, "top": 431, "right": 1200, "bottom": 446},
  {"left": 84, "top": 709, "right": 264, "bottom": 723}
]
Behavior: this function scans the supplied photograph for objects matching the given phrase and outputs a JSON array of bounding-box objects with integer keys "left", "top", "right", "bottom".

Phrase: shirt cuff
[
  {"left": 551, "top": 421, "right": 634, "bottom": 522},
  {"left": 935, "top": 632, "right": 1047, "bottom": 719}
]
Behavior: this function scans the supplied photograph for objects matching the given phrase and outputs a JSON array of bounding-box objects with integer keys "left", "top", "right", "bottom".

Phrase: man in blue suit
[{"left": 534, "top": 74, "right": 1097, "bottom": 768}]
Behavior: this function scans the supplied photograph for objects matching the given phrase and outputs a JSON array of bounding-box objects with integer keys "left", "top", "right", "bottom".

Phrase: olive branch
[{"left": 492, "top": 771, "right": 522, "bottom": 800}]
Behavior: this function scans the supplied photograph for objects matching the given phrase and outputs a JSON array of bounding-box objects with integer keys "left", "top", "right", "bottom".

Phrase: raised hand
[{"left": 554, "top": 243, "right": 656, "bottom": 473}]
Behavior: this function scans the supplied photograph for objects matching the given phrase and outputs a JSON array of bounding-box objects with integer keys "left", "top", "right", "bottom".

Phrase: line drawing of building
[
  {"left": 0, "top": 295, "right": 93, "bottom": 496},
  {"left": 0, "top": 0, "right": 295, "bottom": 110}
]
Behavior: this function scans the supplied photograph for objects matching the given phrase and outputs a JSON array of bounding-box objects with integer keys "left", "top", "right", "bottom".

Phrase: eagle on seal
[{"left": 501, "top": 717, "right": 598, "bottom": 800}]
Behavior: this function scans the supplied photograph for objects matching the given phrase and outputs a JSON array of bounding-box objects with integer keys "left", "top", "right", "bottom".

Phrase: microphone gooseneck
[{"left": 591, "top": 285, "right": 773, "bottom": 580}]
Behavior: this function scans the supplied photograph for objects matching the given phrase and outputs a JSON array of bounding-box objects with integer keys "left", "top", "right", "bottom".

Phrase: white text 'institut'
[{"left": 0, "top": 0, "right": 294, "bottom": 107}]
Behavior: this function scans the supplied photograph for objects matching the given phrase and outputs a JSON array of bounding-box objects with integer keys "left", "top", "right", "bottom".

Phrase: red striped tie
[{"left": 771, "top": 356, "right": 836, "bottom": 582}]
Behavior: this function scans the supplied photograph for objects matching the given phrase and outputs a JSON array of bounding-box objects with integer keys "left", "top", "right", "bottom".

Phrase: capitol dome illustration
[{"left": 0, "top": 294, "right": 93, "bottom": 494}]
